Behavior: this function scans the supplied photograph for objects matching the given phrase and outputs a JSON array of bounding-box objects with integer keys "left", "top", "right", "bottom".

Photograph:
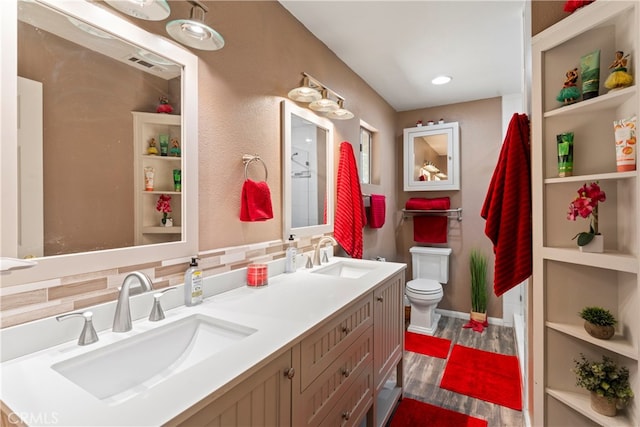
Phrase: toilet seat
[{"left": 406, "top": 279, "right": 442, "bottom": 295}]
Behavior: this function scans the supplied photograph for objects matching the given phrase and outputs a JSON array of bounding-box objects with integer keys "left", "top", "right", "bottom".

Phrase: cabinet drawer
[
  {"left": 300, "top": 294, "right": 373, "bottom": 391},
  {"left": 318, "top": 361, "right": 374, "bottom": 427},
  {"left": 296, "top": 326, "right": 373, "bottom": 427}
]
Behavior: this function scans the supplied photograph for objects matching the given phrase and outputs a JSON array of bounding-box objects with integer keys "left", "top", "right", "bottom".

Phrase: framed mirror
[
  {"left": 1, "top": 0, "right": 198, "bottom": 284},
  {"left": 282, "top": 100, "right": 334, "bottom": 240},
  {"left": 403, "top": 122, "right": 460, "bottom": 191}
]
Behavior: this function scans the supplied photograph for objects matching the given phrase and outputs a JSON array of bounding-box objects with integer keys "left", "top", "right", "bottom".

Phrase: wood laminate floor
[{"left": 397, "top": 315, "right": 524, "bottom": 427}]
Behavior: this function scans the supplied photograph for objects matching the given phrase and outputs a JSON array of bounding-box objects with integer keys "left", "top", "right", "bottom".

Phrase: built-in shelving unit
[
  {"left": 132, "top": 111, "right": 182, "bottom": 245},
  {"left": 532, "top": 2, "right": 639, "bottom": 426}
]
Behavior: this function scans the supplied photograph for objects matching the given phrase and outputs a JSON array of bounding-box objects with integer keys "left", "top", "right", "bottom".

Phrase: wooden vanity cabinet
[
  {"left": 168, "top": 269, "right": 405, "bottom": 427},
  {"left": 167, "top": 349, "right": 293, "bottom": 427}
]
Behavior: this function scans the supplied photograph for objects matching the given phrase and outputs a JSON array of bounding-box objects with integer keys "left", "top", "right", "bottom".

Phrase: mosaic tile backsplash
[{"left": 0, "top": 236, "right": 329, "bottom": 329}]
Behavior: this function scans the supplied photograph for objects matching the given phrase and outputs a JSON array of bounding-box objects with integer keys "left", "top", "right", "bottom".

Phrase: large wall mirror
[
  {"left": 403, "top": 122, "right": 460, "bottom": 191},
  {"left": 1, "top": 0, "right": 198, "bottom": 284},
  {"left": 282, "top": 101, "right": 334, "bottom": 240}
]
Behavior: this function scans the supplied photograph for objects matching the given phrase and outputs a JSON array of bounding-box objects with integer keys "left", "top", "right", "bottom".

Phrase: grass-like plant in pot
[
  {"left": 579, "top": 306, "right": 617, "bottom": 340},
  {"left": 469, "top": 249, "right": 488, "bottom": 322},
  {"left": 573, "top": 353, "right": 634, "bottom": 417}
]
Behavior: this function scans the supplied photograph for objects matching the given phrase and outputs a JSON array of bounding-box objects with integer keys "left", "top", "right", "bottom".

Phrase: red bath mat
[
  {"left": 440, "top": 344, "right": 522, "bottom": 410},
  {"left": 389, "top": 397, "right": 488, "bottom": 427},
  {"left": 404, "top": 331, "right": 451, "bottom": 359}
]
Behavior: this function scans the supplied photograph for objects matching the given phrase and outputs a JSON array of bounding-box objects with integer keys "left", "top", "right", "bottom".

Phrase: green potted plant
[
  {"left": 579, "top": 306, "right": 617, "bottom": 340},
  {"left": 573, "top": 353, "right": 634, "bottom": 417},
  {"left": 469, "top": 249, "right": 488, "bottom": 322}
]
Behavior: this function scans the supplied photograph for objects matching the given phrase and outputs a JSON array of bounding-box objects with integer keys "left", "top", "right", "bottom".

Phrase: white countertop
[{"left": 0, "top": 257, "right": 405, "bottom": 426}]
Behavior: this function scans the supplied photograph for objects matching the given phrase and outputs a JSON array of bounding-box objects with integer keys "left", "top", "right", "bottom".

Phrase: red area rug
[
  {"left": 440, "top": 345, "right": 522, "bottom": 410},
  {"left": 405, "top": 331, "right": 451, "bottom": 359},
  {"left": 389, "top": 397, "right": 488, "bottom": 427}
]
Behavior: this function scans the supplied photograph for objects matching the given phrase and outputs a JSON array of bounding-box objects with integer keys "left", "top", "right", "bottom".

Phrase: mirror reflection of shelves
[{"left": 133, "top": 111, "right": 182, "bottom": 245}]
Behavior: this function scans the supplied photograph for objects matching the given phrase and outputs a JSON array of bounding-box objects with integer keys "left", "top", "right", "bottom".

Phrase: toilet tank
[{"left": 410, "top": 246, "right": 452, "bottom": 283}]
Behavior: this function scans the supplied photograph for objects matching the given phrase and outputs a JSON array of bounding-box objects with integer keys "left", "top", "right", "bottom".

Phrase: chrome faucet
[
  {"left": 313, "top": 236, "right": 338, "bottom": 266},
  {"left": 113, "top": 271, "right": 153, "bottom": 332}
]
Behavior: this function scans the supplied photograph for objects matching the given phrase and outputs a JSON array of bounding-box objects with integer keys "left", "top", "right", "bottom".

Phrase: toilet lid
[{"left": 407, "top": 279, "right": 442, "bottom": 294}]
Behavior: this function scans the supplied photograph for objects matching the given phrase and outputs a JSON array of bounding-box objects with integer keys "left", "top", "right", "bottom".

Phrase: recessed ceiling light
[{"left": 432, "top": 75, "right": 452, "bottom": 85}]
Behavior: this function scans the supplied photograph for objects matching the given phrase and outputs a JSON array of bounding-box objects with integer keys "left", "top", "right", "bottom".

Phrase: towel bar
[
  {"left": 402, "top": 208, "right": 463, "bottom": 222},
  {"left": 242, "top": 154, "right": 268, "bottom": 181}
]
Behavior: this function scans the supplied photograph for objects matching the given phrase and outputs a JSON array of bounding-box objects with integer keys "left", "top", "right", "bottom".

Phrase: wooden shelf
[
  {"left": 545, "top": 171, "right": 637, "bottom": 185},
  {"left": 142, "top": 226, "right": 180, "bottom": 234},
  {"left": 541, "top": 247, "right": 638, "bottom": 274},
  {"left": 544, "top": 86, "right": 636, "bottom": 118},
  {"left": 546, "top": 322, "right": 638, "bottom": 360},
  {"left": 546, "top": 388, "right": 633, "bottom": 427}
]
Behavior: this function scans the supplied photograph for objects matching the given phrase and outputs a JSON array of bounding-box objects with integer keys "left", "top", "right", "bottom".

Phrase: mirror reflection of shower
[{"left": 291, "top": 117, "right": 321, "bottom": 228}]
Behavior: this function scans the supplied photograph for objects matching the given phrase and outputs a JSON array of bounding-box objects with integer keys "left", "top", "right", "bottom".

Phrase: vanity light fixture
[
  {"left": 105, "top": 0, "right": 171, "bottom": 21},
  {"left": 166, "top": 1, "right": 225, "bottom": 51},
  {"left": 431, "top": 75, "right": 452, "bottom": 85},
  {"left": 423, "top": 162, "right": 440, "bottom": 173},
  {"left": 289, "top": 72, "right": 354, "bottom": 120}
]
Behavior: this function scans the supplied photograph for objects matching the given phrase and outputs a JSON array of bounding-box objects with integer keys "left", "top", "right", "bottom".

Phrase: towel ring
[{"left": 242, "top": 154, "right": 268, "bottom": 181}]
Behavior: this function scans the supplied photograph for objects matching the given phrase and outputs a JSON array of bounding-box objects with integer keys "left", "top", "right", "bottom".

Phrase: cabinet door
[
  {"left": 373, "top": 271, "right": 404, "bottom": 391},
  {"left": 169, "top": 350, "right": 293, "bottom": 427}
]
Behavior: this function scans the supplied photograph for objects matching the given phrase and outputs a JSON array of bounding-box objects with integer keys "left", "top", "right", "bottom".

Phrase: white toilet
[{"left": 405, "top": 246, "right": 452, "bottom": 336}]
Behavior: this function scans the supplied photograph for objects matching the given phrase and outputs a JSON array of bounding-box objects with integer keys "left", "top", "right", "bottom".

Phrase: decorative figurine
[
  {"left": 169, "top": 138, "right": 181, "bottom": 157},
  {"left": 147, "top": 137, "right": 159, "bottom": 155},
  {"left": 156, "top": 96, "right": 173, "bottom": 114},
  {"left": 556, "top": 68, "right": 581, "bottom": 105},
  {"left": 604, "top": 51, "right": 633, "bottom": 91}
]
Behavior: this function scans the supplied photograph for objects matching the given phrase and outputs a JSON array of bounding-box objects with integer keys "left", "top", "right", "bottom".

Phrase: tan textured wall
[{"left": 396, "top": 98, "right": 504, "bottom": 317}]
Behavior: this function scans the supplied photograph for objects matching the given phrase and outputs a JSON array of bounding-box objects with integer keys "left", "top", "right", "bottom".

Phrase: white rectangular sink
[
  {"left": 312, "top": 261, "right": 378, "bottom": 279},
  {"left": 51, "top": 314, "right": 256, "bottom": 404}
]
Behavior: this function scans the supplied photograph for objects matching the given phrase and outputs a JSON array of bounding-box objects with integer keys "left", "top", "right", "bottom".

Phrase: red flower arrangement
[
  {"left": 567, "top": 182, "right": 606, "bottom": 246},
  {"left": 156, "top": 194, "right": 172, "bottom": 224}
]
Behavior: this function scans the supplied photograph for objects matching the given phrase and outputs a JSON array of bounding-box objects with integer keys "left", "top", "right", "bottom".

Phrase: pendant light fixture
[
  {"left": 105, "top": 0, "right": 171, "bottom": 21},
  {"left": 166, "top": 1, "right": 225, "bottom": 51}
]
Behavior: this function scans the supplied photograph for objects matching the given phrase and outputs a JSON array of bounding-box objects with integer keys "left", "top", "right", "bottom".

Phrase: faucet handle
[
  {"left": 321, "top": 250, "right": 329, "bottom": 263},
  {"left": 149, "top": 287, "right": 177, "bottom": 321},
  {"left": 56, "top": 311, "right": 99, "bottom": 346},
  {"left": 305, "top": 255, "right": 314, "bottom": 269}
]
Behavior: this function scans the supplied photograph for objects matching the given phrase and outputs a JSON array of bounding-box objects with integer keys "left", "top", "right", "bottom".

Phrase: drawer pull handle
[
  {"left": 284, "top": 367, "right": 295, "bottom": 379},
  {"left": 342, "top": 411, "right": 351, "bottom": 421},
  {"left": 341, "top": 368, "right": 351, "bottom": 378},
  {"left": 376, "top": 296, "right": 384, "bottom": 302},
  {"left": 341, "top": 326, "right": 351, "bottom": 334}
]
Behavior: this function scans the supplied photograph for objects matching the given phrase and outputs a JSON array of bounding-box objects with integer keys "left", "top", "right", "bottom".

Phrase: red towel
[
  {"left": 335, "top": 142, "right": 365, "bottom": 258},
  {"left": 481, "top": 113, "right": 531, "bottom": 297},
  {"left": 367, "top": 194, "right": 386, "bottom": 229},
  {"left": 406, "top": 197, "right": 450, "bottom": 243},
  {"left": 240, "top": 179, "right": 273, "bottom": 222}
]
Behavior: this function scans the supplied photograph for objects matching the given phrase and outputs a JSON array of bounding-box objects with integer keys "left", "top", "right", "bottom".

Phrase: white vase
[
  {"left": 580, "top": 234, "right": 603, "bottom": 253},
  {"left": 165, "top": 217, "right": 173, "bottom": 227}
]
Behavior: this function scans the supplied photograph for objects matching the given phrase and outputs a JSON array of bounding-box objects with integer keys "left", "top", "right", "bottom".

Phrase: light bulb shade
[
  {"left": 309, "top": 92, "right": 339, "bottom": 112},
  {"left": 424, "top": 163, "right": 439, "bottom": 173},
  {"left": 326, "top": 108, "right": 354, "bottom": 120},
  {"left": 105, "top": 0, "right": 170, "bottom": 21},
  {"left": 166, "top": 5, "right": 225, "bottom": 51},
  {"left": 288, "top": 86, "right": 322, "bottom": 102}
]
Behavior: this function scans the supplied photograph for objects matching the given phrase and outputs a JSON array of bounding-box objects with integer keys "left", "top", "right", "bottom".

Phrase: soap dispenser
[
  {"left": 285, "top": 235, "right": 297, "bottom": 273},
  {"left": 184, "top": 257, "right": 203, "bottom": 306}
]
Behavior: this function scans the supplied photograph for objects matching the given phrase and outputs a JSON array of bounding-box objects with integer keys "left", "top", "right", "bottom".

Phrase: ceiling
[{"left": 279, "top": 1, "right": 526, "bottom": 112}]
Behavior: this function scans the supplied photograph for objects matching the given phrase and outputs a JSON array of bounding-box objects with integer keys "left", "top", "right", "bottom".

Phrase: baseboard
[{"left": 435, "top": 308, "right": 504, "bottom": 326}]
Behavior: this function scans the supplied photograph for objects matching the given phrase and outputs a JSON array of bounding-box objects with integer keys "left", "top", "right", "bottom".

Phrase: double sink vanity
[{"left": 1, "top": 257, "right": 406, "bottom": 427}]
